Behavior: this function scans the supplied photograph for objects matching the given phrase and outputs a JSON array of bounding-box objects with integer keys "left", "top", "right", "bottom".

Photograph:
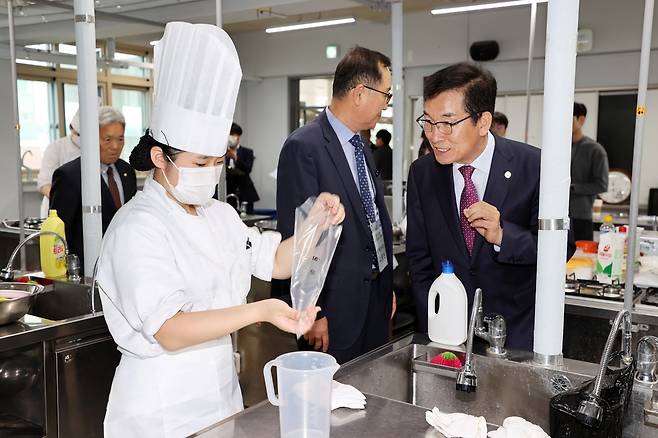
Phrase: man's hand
[
  {"left": 464, "top": 201, "right": 503, "bottom": 246},
  {"left": 391, "top": 291, "right": 397, "bottom": 320},
  {"left": 226, "top": 147, "right": 237, "bottom": 161},
  {"left": 303, "top": 316, "right": 329, "bottom": 352}
]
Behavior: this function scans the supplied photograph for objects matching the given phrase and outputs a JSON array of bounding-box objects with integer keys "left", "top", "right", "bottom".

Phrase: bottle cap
[
  {"left": 48, "top": 209, "right": 57, "bottom": 217},
  {"left": 603, "top": 214, "right": 613, "bottom": 223},
  {"left": 441, "top": 260, "right": 454, "bottom": 274}
]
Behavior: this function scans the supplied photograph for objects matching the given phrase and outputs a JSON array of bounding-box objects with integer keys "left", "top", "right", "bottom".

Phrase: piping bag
[{"left": 290, "top": 197, "right": 342, "bottom": 337}]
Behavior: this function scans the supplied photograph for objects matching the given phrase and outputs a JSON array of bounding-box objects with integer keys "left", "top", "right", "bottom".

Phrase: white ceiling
[{"left": 0, "top": 0, "right": 463, "bottom": 48}]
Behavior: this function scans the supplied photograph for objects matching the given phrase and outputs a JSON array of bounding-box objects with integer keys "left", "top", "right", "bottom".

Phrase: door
[{"left": 55, "top": 334, "right": 120, "bottom": 437}]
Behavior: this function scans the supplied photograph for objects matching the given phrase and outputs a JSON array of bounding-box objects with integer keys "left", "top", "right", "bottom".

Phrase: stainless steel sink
[
  {"left": 336, "top": 335, "right": 657, "bottom": 437},
  {"left": 29, "top": 279, "right": 99, "bottom": 321}
]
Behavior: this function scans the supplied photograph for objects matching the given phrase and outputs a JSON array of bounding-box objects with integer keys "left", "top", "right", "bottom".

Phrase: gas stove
[
  {"left": 2, "top": 218, "right": 44, "bottom": 231},
  {"left": 564, "top": 277, "right": 644, "bottom": 304}
]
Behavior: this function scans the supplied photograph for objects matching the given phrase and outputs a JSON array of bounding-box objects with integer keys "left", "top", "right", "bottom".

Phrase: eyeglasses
[
  {"left": 416, "top": 113, "right": 476, "bottom": 135},
  {"left": 362, "top": 84, "right": 393, "bottom": 104}
]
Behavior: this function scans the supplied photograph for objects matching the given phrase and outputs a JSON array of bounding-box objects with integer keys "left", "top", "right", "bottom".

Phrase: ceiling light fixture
[
  {"left": 431, "top": 0, "right": 548, "bottom": 15},
  {"left": 265, "top": 17, "right": 355, "bottom": 34},
  {"left": 149, "top": 40, "right": 159, "bottom": 46}
]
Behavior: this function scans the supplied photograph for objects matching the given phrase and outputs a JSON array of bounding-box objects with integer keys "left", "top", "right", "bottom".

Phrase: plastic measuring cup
[{"left": 263, "top": 351, "right": 339, "bottom": 438}]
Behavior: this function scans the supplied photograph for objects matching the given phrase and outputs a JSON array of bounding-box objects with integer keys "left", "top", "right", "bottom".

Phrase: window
[
  {"left": 112, "top": 52, "right": 149, "bottom": 78},
  {"left": 62, "top": 83, "right": 105, "bottom": 135},
  {"left": 296, "top": 77, "right": 333, "bottom": 128},
  {"left": 292, "top": 76, "right": 394, "bottom": 143},
  {"left": 112, "top": 87, "right": 149, "bottom": 161},
  {"left": 17, "top": 79, "right": 56, "bottom": 169},
  {"left": 58, "top": 43, "right": 101, "bottom": 70},
  {"left": 18, "top": 44, "right": 52, "bottom": 67}
]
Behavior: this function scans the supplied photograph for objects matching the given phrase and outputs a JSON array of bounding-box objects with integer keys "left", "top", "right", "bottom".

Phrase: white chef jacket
[
  {"left": 97, "top": 174, "right": 281, "bottom": 438},
  {"left": 37, "top": 134, "right": 81, "bottom": 216}
]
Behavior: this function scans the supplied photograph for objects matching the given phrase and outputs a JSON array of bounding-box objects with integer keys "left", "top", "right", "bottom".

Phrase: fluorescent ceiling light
[
  {"left": 266, "top": 17, "right": 355, "bottom": 34},
  {"left": 149, "top": 40, "right": 159, "bottom": 46},
  {"left": 431, "top": 0, "right": 548, "bottom": 15}
]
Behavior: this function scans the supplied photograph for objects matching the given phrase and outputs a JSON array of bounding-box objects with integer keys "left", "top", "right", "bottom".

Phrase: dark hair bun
[{"left": 129, "top": 133, "right": 156, "bottom": 171}]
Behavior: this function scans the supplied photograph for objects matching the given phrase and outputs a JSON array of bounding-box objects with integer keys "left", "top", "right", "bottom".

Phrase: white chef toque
[{"left": 149, "top": 21, "right": 242, "bottom": 157}]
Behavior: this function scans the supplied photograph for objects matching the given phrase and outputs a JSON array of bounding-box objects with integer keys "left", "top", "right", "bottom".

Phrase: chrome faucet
[
  {"left": 21, "top": 150, "right": 34, "bottom": 180},
  {"left": 576, "top": 309, "right": 633, "bottom": 428},
  {"left": 456, "top": 288, "right": 508, "bottom": 393},
  {"left": 635, "top": 335, "right": 658, "bottom": 384},
  {"left": 456, "top": 288, "right": 482, "bottom": 393},
  {"left": 226, "top": 193, "right": 240, "bottom": 211},
  {"left": 0, "top": 230, "right": 80, "bottom": 282}
]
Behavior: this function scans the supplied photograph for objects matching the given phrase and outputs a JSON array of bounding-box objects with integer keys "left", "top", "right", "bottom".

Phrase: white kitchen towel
[
  {"left": 331, "top": 380, "right": 366, "bottom": 410},
  {"left": 487, "top": 416, "right": 549, "bottom": 438},
  {"left": 425, "top": 407, "right": 487, "bottom": 438}
]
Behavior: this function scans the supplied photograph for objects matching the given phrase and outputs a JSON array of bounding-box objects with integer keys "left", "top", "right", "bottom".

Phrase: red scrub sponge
[{"left": 430, "top": 351, "right": 463, "bottom": 368}]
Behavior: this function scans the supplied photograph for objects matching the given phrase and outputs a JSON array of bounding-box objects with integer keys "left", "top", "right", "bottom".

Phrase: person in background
[
  {"left": 50, "top": 106, "right": 137, "bottom": 274},
  {"left": 373, "top": 128, "right": 393, "bottom": 180},
  {"left": 417, "top": 131, "right": 432, "bottom": 159},
  {"left": 37, "top": 109, "right": 82, "bottom": 217},
  {"left": 491, "top": 111, "right": 508, "bottom": 137},
  {"left": 570, "top": 102, "right": 609, "bottom": 241},
  {"left": 359, "top": 129, "right": 375, "bottom": 152},
  {"left": 407, "top": 62, "right": 574, "bottom": 352},
  {"left": 226, "top": 122, "right": 259, "bottom": 214},
  {"left": 96, "top": 23, "right": 344, "bottom": 437},
  {"left": 276, "top": 46, "right": 395, "bottom": 364}
]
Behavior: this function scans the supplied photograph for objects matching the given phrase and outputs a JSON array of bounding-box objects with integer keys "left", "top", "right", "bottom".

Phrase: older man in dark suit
[
  {"left": 276, "top": 46, "right": 395, "bottom": 363},
  {"left": 50, "top": 106, "right": 137, "bottom": 274},
  {"left": 407, "top": 63, "right": 573, "bottom": 351}
]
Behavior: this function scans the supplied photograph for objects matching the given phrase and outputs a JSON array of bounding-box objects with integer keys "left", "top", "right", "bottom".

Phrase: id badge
[{"left": 370, "top": 221, "right": 388, "bottom": 271}]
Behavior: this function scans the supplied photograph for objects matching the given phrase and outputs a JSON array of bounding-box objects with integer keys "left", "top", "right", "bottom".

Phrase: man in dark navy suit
[
  {"left": 276, "top": 46, "right": 395, "bottom": 363},
  {"left": 407, "top": 63, "right": 572, "bottom": 351},
  {"left": 50, "top": 106, "right": 137, "bottom": 275}
]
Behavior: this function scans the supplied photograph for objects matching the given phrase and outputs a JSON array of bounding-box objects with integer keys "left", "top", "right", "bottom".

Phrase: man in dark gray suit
[{"left": 276, "top": 47, "right": 395, "bottom": 363}]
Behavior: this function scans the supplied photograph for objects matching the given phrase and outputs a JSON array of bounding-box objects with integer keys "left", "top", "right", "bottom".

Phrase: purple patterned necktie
[{"left": 459, "top": 165, "right": 479, "bottom": 255}]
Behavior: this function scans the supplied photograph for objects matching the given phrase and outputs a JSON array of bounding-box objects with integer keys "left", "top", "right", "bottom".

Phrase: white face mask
[
  {"left": 227, "top": 135, "right": 239, "bottom": 148},
  {"left": 162, "top": 156, "right": 223, "bottom": 206}
]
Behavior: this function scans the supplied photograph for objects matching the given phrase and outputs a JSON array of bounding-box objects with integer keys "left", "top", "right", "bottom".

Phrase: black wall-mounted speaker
[{"left": 470, "top": 41, "right": 500, "bottom": 62}]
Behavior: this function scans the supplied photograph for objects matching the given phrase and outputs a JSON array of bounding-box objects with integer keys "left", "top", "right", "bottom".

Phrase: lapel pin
[
  {"left": 504, "top": 171, "right": 512, "bottom": 179},
  {"left": 123, "top": 173, "right": 127, "bottom": 177}
]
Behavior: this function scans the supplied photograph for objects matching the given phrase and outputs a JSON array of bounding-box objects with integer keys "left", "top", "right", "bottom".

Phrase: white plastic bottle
[{"left": 427, "top": 260, "right": 468, "bottom": 345}]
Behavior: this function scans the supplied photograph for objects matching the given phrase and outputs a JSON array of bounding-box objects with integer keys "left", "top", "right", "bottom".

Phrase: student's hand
[
  {"left": 303, "top": 317, "right": 329, "bottom": 352},
  {"left": 309, "top": 193, "right": 345, "bottom": 230},
  {"left": 265, "top": 299, "right": 320, "bottom": 335},
  {"left": 464, "top": 201, "right": 503, "bottom": 246}
]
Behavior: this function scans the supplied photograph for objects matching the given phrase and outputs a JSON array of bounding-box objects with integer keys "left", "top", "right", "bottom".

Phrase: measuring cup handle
[{"left": 263, "top": 359, "right": 280, "bottom": 406}]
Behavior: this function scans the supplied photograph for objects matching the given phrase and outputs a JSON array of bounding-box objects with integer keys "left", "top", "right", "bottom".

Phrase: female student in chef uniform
[{"left": 95, "top": 22, "right": 345, "bottom": 437}]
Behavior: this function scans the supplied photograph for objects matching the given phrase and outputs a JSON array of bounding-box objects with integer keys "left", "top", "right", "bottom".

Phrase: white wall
[
  {"left": 231, "top": 0, "right": 658, "bottom": 209},
  {"left": 0, "top": 58, "right": 21, "bottom": 220},
  {"left": 236, "top": 77, "right": 289, "bottom": 211}
]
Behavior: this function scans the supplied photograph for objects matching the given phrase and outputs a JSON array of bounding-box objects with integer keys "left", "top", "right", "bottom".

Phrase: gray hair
[{"left": 98, "top": 106, "right": 126, "bottom": 128}]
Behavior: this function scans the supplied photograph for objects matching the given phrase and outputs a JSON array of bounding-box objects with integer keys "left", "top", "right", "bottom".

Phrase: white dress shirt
[{"left": 452, "top": 131, "right": 496, "bottom": 217}]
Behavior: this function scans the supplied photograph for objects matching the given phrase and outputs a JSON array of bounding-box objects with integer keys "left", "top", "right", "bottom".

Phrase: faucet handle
[
  {"left": 483, "top": 313, "right": 507, "bottom": 356},
  {"left": 635, "top": 335, "right": 658, "bottom": 384}
]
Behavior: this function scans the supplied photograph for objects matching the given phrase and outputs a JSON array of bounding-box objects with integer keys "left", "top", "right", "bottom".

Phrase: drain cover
[{"left": 550, "top": 374, "right": 573, "bottom": 394}]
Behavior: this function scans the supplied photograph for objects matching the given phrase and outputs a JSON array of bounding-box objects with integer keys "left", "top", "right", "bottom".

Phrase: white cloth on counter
[
  {"left": 487, "top": 416, "right": 549, "bottom": 438},
  {"left": 425, "top": 407, "right": 487, "bottom": 438},
  {"left": 331, "top": 380, "right": 366, "bottom": 410}
]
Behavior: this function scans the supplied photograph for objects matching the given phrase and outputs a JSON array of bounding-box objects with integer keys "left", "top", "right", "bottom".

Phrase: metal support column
[{"left": 391, "top": 1, "right": 404, "bottom": 224}]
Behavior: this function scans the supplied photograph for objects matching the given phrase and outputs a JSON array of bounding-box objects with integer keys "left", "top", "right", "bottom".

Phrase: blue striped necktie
[{"left": 349, "top": 134, "right": 378, "bottom": 269}]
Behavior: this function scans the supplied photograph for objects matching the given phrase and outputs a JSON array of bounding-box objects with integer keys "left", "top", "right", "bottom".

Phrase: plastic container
[
  {"left": 264, "top": 351, "right": 339, "bottom": 438},
  {"left": 427, "top": 260, "right": 468, "bottom": 346},
  {"left": 39, "top": 210, "right": 67, "bottom": 279},
  {"left": 599, "top": 215, "right": 615, "bottom": 234}
]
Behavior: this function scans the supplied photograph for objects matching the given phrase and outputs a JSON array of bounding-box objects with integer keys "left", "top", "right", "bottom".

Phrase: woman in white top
[{"left": 97, "top": 131, "right": 343, "bottom": 437}]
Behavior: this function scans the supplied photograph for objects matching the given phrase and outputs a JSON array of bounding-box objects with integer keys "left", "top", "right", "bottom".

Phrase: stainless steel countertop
[{"left": 193, "top": 392, "right": 449, "bottom": 438}]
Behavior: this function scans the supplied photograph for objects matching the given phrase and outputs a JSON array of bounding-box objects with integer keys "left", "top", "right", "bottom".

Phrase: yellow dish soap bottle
[{"left": 40, "top": 209, "right": 67, "bottom": 278}]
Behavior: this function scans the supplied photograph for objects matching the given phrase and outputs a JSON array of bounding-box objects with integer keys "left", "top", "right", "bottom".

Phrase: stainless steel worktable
[{"left": 193, "top": 393, "right": 447, "bottom": 438}]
